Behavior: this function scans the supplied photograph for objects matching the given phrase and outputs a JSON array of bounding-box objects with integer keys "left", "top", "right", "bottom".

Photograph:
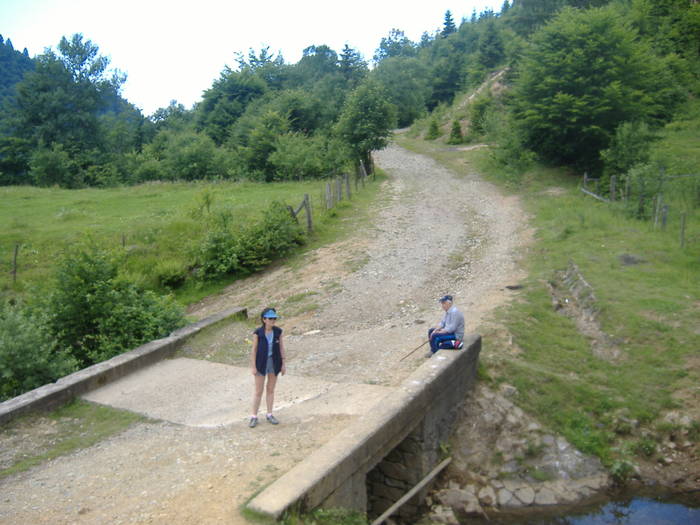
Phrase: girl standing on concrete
[{"left": 249, "top": 307, "right": 286, "bottom": 428}]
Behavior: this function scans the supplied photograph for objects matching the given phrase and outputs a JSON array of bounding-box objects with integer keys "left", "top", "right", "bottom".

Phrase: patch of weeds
[
  {"left": 0, "top": 400, "right": 145, "bottom": 479},
  {"left": 688, "top": 421, "right": 700, "bottom": 442},
  {"left": 447, "top": 251, "right": 465, "bottom": 270},
  {"left": 263, "top": 464, "right": 278, "bottom": 473},
  {"left": 633, "top": 437, "right": 657, "bottom": 458},
  {"left": 610, "top": 459, "right": 636, "bottom": 486},
  {"left": 524, "top": 467, "right": 554, "bottom": 482},
  {"left": 524, "top": 440, "right": 545, "bottom": 459},
  {"left": 344, "top": 252, "right": 370, "bottom": 273},
  {"left": 287, "top": 302, "right": 320, "bottom": 316},
  {"left": 285, "top": 291, "right": 319, "bottom": 304},
  {"left": 492, "top": 451, "right": 505, "bottom": 466},
  {"left": 323, "top": 280, "right": 343, "bottom": 294}
]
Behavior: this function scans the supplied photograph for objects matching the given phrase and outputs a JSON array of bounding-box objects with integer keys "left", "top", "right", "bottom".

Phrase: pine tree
[
  {"left": 447, "top": 119, "right": 463, "bottom": 144},
  {"left": 442, "top": 10, "right": 457, "bottom": 37}
]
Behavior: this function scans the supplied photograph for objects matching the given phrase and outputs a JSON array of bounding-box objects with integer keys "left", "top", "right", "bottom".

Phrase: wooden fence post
[
  {"left": 661, "top": 205, "right": 669, "bottom": 231},
  {"left": 680, "top": 212, "right": 687, "bottom": 249},
  {"left": 583, "top": 172, "right": 588, "bottom": 187},
  {"left": 610, "top": 176, "right": 616, "bottom": 202},
  {"left": 325, "top": 182, "right": 332, "bottom": 210},
  {"left": 336, "top": 177, "right": 343, "bottom": 202},
  {"left": 625, "top": 177, "right": 631, "bottom": 203},
  {"left": 304, "top": 194, "right": 312, "bottom": 233},
  {"left": 12, "top": 243, "right": 19, "bottom": 284},
  {"left": 344, "top": 173, "right": 351, "bottom": 200}
]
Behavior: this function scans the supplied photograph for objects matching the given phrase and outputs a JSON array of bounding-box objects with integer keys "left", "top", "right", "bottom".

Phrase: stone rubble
[{"left": 424, "top": 384, "right": 611, "bottom": 521}]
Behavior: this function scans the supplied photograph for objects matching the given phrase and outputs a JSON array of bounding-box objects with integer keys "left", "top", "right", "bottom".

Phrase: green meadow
[{"left": 1, "top": 176, "right": 382, "bottom": 305}]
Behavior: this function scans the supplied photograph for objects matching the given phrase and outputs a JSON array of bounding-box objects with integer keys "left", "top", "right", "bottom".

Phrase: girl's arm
[
  {"left": 279, "top": 334, "right": 286, "bottom": 375},
  {"left": 250, "top": 333, "right": 258, "bottom": 375}
]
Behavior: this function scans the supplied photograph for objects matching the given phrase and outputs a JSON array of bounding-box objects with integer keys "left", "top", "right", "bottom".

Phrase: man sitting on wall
[{"left": 427, "top": 295, "right": 464, "bottom": 357}]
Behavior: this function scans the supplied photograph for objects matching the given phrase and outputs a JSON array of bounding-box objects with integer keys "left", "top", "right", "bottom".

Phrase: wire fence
[{"left": 581, "top": 171, "right": 700, "bottom": 249}]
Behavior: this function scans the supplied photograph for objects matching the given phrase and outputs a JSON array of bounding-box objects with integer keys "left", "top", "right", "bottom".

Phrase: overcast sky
[{"left": 2, "top": 0, "right": 503, "bottom": 115}]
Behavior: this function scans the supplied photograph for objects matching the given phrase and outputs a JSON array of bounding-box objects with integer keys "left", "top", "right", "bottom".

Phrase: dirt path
[{"left": 0, "top": 143, "right": 530, "bottom": 524}]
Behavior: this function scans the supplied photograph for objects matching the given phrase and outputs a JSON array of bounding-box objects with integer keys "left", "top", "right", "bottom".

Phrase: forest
[
  {"left": 1, "top": 0, "right": 699, "bottom": 399},
  {"left": 1, "top": 0, "right": 698, "bottom": 188}
]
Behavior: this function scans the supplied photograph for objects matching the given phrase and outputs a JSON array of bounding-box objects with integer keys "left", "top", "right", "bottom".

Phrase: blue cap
[
  {"left": 262, "top": 308, "right": 278, "bottom": 319},
  {"left": 439, "top": 295, "right": 453, "bottom": 303}
]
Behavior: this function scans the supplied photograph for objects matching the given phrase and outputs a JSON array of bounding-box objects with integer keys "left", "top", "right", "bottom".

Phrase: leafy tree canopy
[
  {"left": 511, "top": 5, "right": 685, "bottom": 169},
  {"left": 373, "top": 29, "right": 417, "bottom": 63}
]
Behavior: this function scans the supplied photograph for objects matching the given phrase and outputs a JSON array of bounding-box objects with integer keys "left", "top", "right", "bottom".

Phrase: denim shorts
[{"left": 256, "top": 357, "right": 275, "bottom": 376}]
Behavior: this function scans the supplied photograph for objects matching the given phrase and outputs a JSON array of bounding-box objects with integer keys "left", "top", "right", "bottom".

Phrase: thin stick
[
  {"left": 399, "top": 340, "right": 429, "bottom": 361},
  {"left": 370, "top": 457, "right": 452, "bottom": 525}
]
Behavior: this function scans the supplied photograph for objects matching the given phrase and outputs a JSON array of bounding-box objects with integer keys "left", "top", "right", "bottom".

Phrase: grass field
[
  {"left": 396, "top": 129, "right": 699, "bottom": 469},
  {"left": 1, "top": 175, "right": 383, "bottom": 306}
]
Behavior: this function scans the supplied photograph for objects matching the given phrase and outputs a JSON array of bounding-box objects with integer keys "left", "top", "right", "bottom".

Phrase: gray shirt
[{"left": 440, "top": 305, "right": 465, "bottom": 340}]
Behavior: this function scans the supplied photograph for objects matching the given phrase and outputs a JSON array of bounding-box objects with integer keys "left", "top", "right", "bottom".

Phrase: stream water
[{"left": 461, "top": 491, "right": 700, "bottom": 524}]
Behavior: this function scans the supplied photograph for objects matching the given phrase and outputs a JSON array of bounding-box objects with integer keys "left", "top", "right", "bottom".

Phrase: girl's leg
[
  {"left": 265, "top": 373, "right": 278, "bottom": 415},
  {"left": 252, "top": 374, "right": 265, "bottom": 417}
]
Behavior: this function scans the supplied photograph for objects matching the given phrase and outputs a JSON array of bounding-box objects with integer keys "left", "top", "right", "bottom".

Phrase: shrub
[
  {"left": 196, "top": 201, "right": 305, "bottom": 279},
  {"left": 425, "top": 118, "right": 441, "bottom": 140},
  {"left": 0, "top": 302, "right": 77, "bottom": 401},
  {"left": 46, "top": 243, "right": 185, "bottom": 366},
  {"left": 600, "top": 121, "right": 656, "bottom": 178},
  {"left": 468, "top": 94, "right": 492, "bottom": 136},
  {"left": 446, "top": 119, "right": 464, "bottom": 145},
  {"left": 29, "top": 143, "right": 82, "bottom": 188}
]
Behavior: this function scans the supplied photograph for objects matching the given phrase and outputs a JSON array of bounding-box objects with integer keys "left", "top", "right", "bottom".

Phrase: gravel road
[{"left": 0, "top": 142, "right": 530, "bottom": 524}]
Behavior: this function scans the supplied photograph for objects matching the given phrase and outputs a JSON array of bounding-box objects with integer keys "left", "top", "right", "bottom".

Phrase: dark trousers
[{"left": 428, "top": 327, "right": 457, "bottom": 353}]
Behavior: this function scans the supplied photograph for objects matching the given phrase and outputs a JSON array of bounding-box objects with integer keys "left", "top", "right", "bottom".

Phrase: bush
[
  {"left": 601, "top": 121, "right": 656, "bottom": 178},
  {"left": 196, "top": 201, "right": 305, "bottom": 279},
  {"left": 0, "top": 302, "right": 77, "bottom": 401},
  {"left": 468, "top": 94, "right": 493, "bottom": 136},
  {"left": 46, "top": 243, "right": 185, "bottom": 366},
  {"left": 425, "top": 118, "right": 441, "bottom": 140},
  {"left": 29, "top": 143, "right": 82, "bottom": 188},
  {"left": 484, "top": 106, "right": 536, "bottom": 180},
  {"left": 446, "top": 119, "right": 464, "bottom": 145}
]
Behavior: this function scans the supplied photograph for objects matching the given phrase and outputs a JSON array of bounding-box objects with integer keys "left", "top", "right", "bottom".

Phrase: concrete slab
[{"left": 82, "top": 357, "right": 392, "bottom": 427}]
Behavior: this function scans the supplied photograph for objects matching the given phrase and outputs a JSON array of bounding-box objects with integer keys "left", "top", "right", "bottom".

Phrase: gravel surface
[{"left": 0, "top": 142, "right": 531, "bottom": 524}]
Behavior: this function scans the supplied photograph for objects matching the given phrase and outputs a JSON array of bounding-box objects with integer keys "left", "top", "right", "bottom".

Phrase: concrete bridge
[
  {"left": 248, "top": 334, "right": 481, "bottom": 522},
  {"left": 0, "top": 307, "right": 481, "bottom": 523}
]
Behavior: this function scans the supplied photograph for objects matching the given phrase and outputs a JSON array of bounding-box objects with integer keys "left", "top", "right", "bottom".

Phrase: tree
[
  {"left": 373, "top": 56, "right": 431, "bottom": 127},
  {"left": 511, "top": 6, "right": 685, "bottom": 169},
  {"left": 291, "top": 45, "right": 339, "bottom": 86},
  {"left": 477, "top": 20, "right": 505, "bottom": 69},
  {"left": 4, "top": 34, "right": 130, "bottom": 184},
  {"left": 46, "top": 243, "right": 184, "bottom": 366},
  {"left": 198, "top": 68, "right": 267, "bottom": 145},
  {"left": 335, "top": 80, "right": 396, "bottom": 171},
  {"left": 373, "top": 29, "right": 417, "bottom": 63},
  {"left": 442, "top": 11, "right": 457, "bottom": 37},
  {"left": 339, "top": 45, "right": 368, "bottom": 89}
]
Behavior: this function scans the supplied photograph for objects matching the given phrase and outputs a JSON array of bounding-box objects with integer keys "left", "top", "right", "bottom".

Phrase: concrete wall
[
  {"left": 0, "top": 307, "right": 246, "bottom": 425},
  {"left": 247, "top": 334, "right": 481, "bottom": 520}
]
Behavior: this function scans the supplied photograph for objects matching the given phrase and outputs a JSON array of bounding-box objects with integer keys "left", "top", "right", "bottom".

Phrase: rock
[
  {"left": 463, "top": 498, "right": 484, "bottom": 517},
  {"left": 478, "top": 486, "right": 497, "bottom": 506},
  {"left": 434, "top": 489, "right": 468, "bottom": 508},
  {"left": 497, "top": 488, "right": 516, "bottom": 507},
  {"left": 535, "top": 487, "right": 558, "bottom": 506},
  {"left": 499, "top": 384, "right": 518, "bottom": 397},
  {"left": 429, "top": 504, "right": 459, "bottom": 525},
  {"left": 514, "top": 486, "right": 536, "bottom": 506}
]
